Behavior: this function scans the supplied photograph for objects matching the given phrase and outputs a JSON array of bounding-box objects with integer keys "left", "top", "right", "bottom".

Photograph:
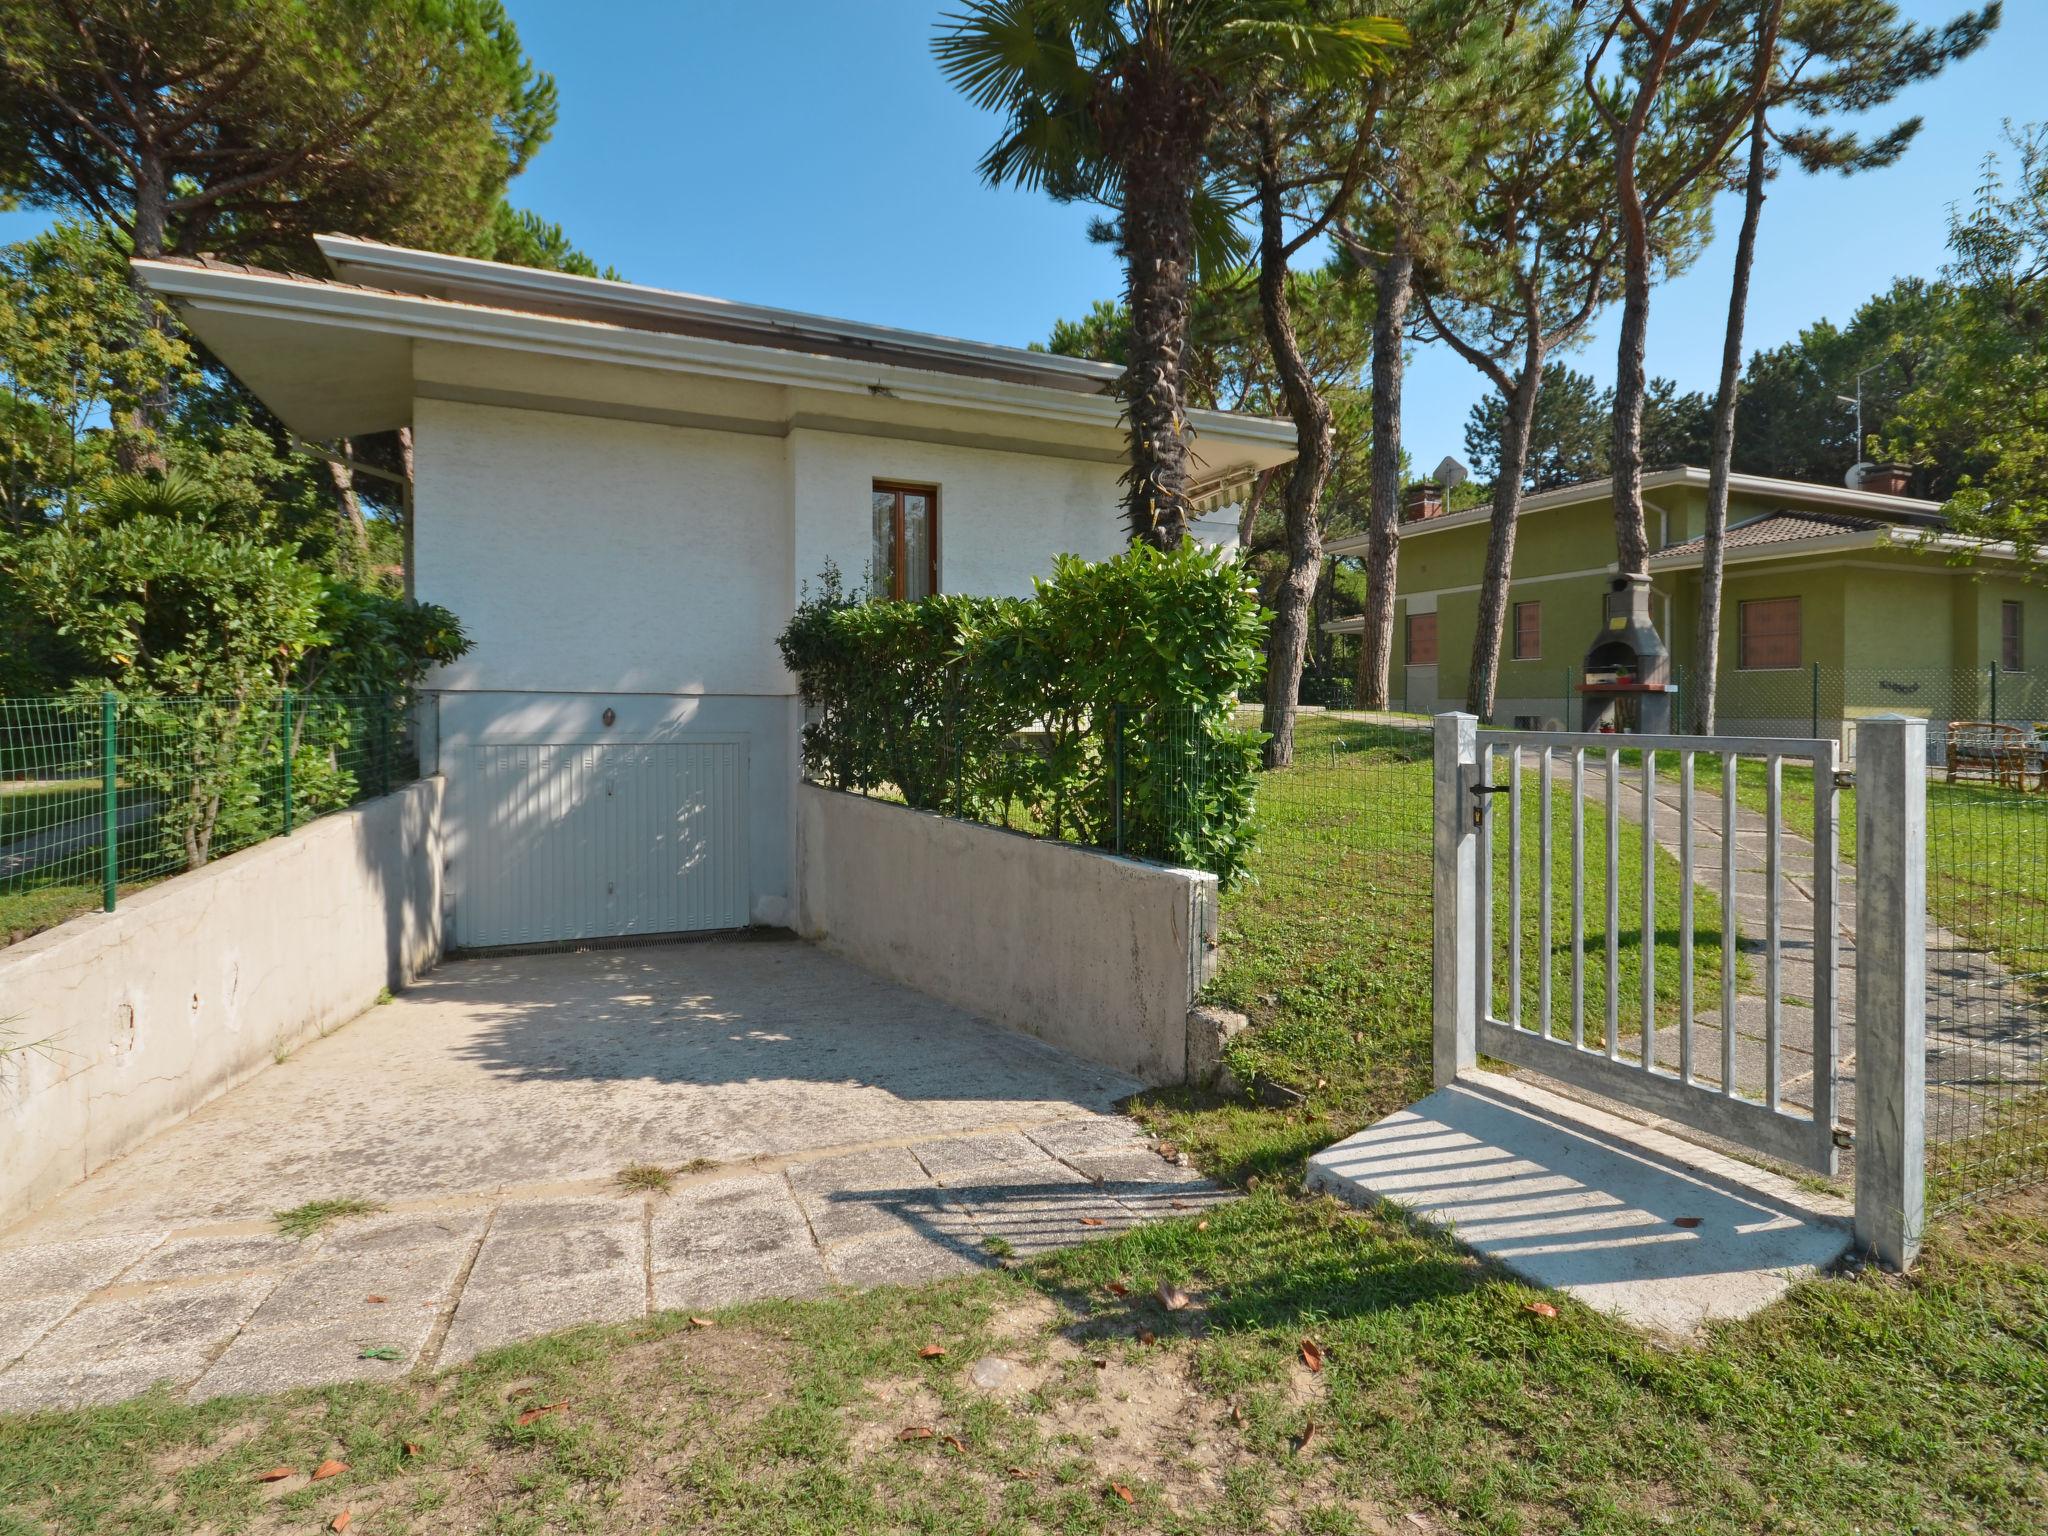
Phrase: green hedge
[{"left": 776, "top": 541, "right": 1268, "bottom": 888}]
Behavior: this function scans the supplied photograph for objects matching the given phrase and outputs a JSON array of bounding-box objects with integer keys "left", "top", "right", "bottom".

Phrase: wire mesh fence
[{"left": 1, "top": 692, "right": 415, "bottom": 941}]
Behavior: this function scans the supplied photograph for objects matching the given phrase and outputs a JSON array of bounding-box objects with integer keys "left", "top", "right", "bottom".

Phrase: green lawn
[
  {"left": 0, "top": 778, "right": 102, "bottom": 846},
  {"left": 2, "top": 714, "right": 2044, "bottom": 1535}
]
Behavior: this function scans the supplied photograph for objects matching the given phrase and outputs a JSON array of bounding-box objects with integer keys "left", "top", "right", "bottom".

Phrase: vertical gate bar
[
  {"left": 1509, "top": 747, "right": 1523, "bottom": 1030},
  {"left": 1722, "top": 752, "right": 1739, "bottom": 1096},
  {"left": 1433, "top": 713, "right": 1481, "bottom": 1089},
  {"left": 1539, "top": 748, "right": 1554, "bottom": 1040},
  {"left": 1571, "top": 747, "right": 1586, "bottom": 1050},
  {"left": 1766, "top": 754, "right": 1784, "bottom": 1110},
  {"left": 1640, "top": 747, "right": 1657, "bottom": 1070},
  {"left": 1679, "top": 751, "right": 1696, "bottom": 1084},
  {"left": 1811, "top": 736, "right": 1840, "bottom": 1165},
  {"left": 1604, "top": 747, "right": 1620, "bottom": 1060},
  {"left": 1477, "top": 741, "right": 1494, "bottom": 1026}
]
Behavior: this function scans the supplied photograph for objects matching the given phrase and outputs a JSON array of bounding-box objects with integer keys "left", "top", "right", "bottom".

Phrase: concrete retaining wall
[
  {"left": 0, "top": 778, "right": 445, "bottom": 1229},
  {"left": 793, "top": 784, "right": 1217, "bottom": 1084}
]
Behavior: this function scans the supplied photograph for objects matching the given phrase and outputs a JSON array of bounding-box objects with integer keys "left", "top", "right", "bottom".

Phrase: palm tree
[{"left": 935, "top": 1, "right": 1400, "bottom": 549}]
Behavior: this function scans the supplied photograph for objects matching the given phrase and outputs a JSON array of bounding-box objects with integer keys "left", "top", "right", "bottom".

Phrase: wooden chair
[{"left": 1945, "top": 722, "right": 2028, "bottom": 787}]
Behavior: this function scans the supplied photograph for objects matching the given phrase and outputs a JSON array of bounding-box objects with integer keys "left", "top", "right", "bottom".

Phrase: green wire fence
[{"left": 1, "top": 692, "right": 413, "bottom": 940}]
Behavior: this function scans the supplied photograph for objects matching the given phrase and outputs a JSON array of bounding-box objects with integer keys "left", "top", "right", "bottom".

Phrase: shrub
[{"left": 777, "top": 541, "right": 1267, "bottom": 887}]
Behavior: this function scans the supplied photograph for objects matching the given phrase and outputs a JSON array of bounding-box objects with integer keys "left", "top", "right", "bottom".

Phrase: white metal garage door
[{"left": 449, "top": 739, "right": 748, "bottom": 948}]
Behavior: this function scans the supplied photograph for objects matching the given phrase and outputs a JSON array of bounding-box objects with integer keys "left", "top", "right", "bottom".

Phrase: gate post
[
  {"left": 1854, "top": 714, "right": 1927, "bottom": 1269},
  {"left": 1433, "top": 712, "right": 1480, "bottom": 1089}
]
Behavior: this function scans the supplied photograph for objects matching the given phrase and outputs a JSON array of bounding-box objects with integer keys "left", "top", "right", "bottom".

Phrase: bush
[{"left": 777, "top": 541, "right": 1267, "bottom": 887}]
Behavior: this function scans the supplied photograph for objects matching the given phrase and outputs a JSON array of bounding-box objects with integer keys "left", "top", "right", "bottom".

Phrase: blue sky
[{"left": 5, "top": 1, "right": 2036, "bottom": 471}]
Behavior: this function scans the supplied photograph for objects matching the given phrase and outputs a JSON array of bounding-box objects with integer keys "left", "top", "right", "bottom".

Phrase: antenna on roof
[{"left": 1433, "top": 455, "right": 1469, "bottom": 490}]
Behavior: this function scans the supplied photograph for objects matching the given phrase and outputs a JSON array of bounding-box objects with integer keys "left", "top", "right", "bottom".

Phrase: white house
[{"left": 136, "top": 238, "right": 1295, "bottom": 950}]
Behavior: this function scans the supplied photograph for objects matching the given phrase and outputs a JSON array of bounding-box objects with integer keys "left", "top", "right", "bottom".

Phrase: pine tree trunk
[
  {"left": 397, "top": 425, "right": 418, "bottom": 600},
  {"left": 1696, "top": 102, "right": 1771, "bottom": 737},
  {"left": 325, "top": 444, "right": 372, "bottom": 578},
  {"left": 1355, "top": 235, "right": 1411, "bottom": 709},
  {"left": 1117, "top": 89, "right": 1201, "bottom": 551},
  {"left": 1610, "top": 247, "right": 1653, "bottom": 578},
  {"left": 118, "top": 154, "right": 173, "bottom": 475},
  {"left": 1253, "top": 140, "right": 1334, "bottom": 771},
  {"left": 1467, "top": 347, "right": 1545, "bottom": 720}
]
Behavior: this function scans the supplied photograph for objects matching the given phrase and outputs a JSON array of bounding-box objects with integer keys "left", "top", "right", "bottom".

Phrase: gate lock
[{"left": 1469, "top": 782, "right": 1511, "bottom": 828}]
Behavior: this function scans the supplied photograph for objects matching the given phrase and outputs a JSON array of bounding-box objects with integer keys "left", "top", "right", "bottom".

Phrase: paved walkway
[{"left": 0, "top": 941, "right": 1228, "bottom": 1413}]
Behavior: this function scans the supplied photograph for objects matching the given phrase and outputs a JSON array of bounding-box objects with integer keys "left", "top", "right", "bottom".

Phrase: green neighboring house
[{"left": 1324, "top": 466, "right": 2048, "bottom": 746}]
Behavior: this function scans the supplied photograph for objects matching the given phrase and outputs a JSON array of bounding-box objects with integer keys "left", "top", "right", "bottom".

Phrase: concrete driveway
[{"left": 0, "top": 938, "right": 1227, "bottom": 1413}]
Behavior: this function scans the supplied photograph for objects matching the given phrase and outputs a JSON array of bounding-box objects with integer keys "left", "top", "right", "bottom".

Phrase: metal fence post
[
  {"left": 280, "top": 690, "right": 295, "bottom": 836},
  {"left": 1854, "top": 714, "right": 1927, "bottom": 1270},
  {"left": 1112, "top": 703, "right": 1126, "bottom": 856},
  {"left": 1811, "top": 661, "right": 1820, "bottom": 740},
  {"left": 1433, "top": 711, "right": 1480, "bottom": 1089},
  {"left": 100, "top": 690, "right": 117, "bottom": 913},
  {"left": 1989, "top": 661, "right": 1999, "bottom": 725}
]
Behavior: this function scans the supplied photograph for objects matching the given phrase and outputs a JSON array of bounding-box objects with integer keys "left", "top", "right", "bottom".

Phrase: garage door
[{"left": 449, "top": 739, "right": 748, "bottom": 948}]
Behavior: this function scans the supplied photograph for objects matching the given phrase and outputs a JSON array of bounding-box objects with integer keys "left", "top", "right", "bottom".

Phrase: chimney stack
[
  {"left": 1403, "top": 481, "right": 1445, "bottom": 522},
  {"left": 1860, "top": 463, "right": 1913, "bottom": 497}
]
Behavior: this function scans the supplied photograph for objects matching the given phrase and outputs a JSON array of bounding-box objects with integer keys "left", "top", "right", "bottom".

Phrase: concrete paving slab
[
  {"left": 243, "top": 1244, "right": 470, "bottom": 1330},
  {"left": 124, "top": 1231, "right": 314, "bottom": 1283},
  {"left": 440, "top": 1268, "right": 648, "bottom": 1365},
  {"left": 1306, "top": 1074, "right": 1851, "bottom": 1340},
  {"left": 467, "top": 1215, "right": 643, "bottom": 1291},
  {"left": 321, "top": 1208, "right": 491, "bottom": 1256},
  {"left": 822, "top": 1230, "right": 995, "bottom": 1288},
  {"left": 0, "top": 1232, "right": 163, "bottom": 1297},
  {"left": 650, "top": 1244, "right": 833, "bottom": 1313},
  {"left": 0, "top": 1296, "right": 76, "bottom": 1370},
  {"left": 0, "top": 1348, "right": 212, "bottom": 1414},
  {"left": 19, "top": 1273, "right": 277, "bottom": 1370},
  {"left": 787, "top": 1147, "right": 972, "bottom": 1246},
  {"left": 194, "top": 1308, "right": 441, "bottom": 1400}
]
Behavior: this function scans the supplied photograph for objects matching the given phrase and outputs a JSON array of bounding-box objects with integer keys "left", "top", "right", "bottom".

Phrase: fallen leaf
[
  {"left": 1156, "top": 1281, "right": 1190, "bottom": 1312},
  {"left": 364, "top": 1295, "right": 387, "bottom": 1304},
  {"left": 254, "top": 1466, "right": 296, "bottom": 1483},
  {"left": 1195, "top": 1218, "right": 1209, "bottom": 1232},
  {"left": 402, "top": 1442, "right": 421, "bottom": 1458},
  {"left": 1673, "top": 1216, "right": 1703, "bottom": 1229},
  {"left": 1231, "top": 1402, "right": 1245, "bottom": 1427},
  {"left": 1110, "top": 1482, "right": 1136, "bottom": 1504},
  {"left": 515, "top": 1400, "right": 568, "bottom": 1426},
  {"left": 689, "top": 1316, "right": 715, "bottom": 1328},
  {"left": 1404, "top": 1514, "right": 1431, "bottom": 1531},
  {"left": 1156, "top": 1143, "right": 1180, "bottom": 1161},
  {"left": 1091, "top": 1357, "right": 1109, "bottom": 1370},
  {"left": 1169, "top": 1198, "right": 1191, "bottom": 1210},
  {"left": 1006, "top": 1465, "right": 1034, "bottom": 1481},
  {"left": 942, "top": 1434, "right": 968, "bottom": 1453},
  {"left": 1137, "top": 1329, "right": 1157, "bottom": 1346},
  {"left": 1524, "top": 1301, "right": 1559, "bottom": 1319},
  {"left": 330, "top": 1513, "right": 351, "bottom": 1534},
  {"left": 1299, "top": 1337, "right": 1324, "bottom": 1373},
  {"left": 1078, "top": 1216, "right": 1106, "bottom": 1227},
  {"left": 897, "top": 1425, "right": 935, "bottom": 1442},
  {"left": 918, "top": 1344, "right": 947, "bottom": 1359},
  {"left": 311, "top": 1460, "right": 347, "bottom": 1481},
  {"left": 358, "top": 1345, "right": 403, "bottom": 1361},
  {"left": 1296, "top": 1415, "right": 1316, "bottom": 1454},
  {"left": 1105, "top": 1279, "right": 1129, "bottom": 1297}
]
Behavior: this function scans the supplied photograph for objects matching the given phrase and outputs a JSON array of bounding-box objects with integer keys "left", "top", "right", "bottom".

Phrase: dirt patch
[
  {"left": 1035, "top": 1345, "right": 1252, "bottom": 1514},
  {"left": 848, "top": 1377, "right": 949, "bottom": 1459}
]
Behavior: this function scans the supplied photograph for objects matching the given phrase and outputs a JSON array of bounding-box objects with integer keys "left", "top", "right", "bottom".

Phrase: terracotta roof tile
[{"left": 1657, "top": 509, "right": 1886, "bottom": 560}]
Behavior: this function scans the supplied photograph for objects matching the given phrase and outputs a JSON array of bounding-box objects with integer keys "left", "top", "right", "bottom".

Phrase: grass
[
  {"left": 616, "top": 1164, "right": 675, "bottom": 1194},
  {"left": 273, "top": 1198, "right": 385, "bottom": 1241},
  {"left": 0, "top": 778, "right": 104, "bottom": 845},
  {"left": 3, "top": 712, "right": 2044, "bottom": 1534}
]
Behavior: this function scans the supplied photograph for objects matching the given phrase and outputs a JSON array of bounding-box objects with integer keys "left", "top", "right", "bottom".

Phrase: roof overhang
[
  {"left": 132, "top": 252, "right": 1297, "bottom": 482},
  {"left": 1323, "top": 467, "right": 1945, "bottom": 558},
  {"left": 1648, "top": 525, "right": 2019, "bottom": 571}
]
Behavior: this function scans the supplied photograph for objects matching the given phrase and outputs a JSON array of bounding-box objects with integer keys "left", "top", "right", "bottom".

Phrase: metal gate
[
  {"left": 449, "top": 738, "right": 748, "bottom": 948},
  {"left": 1438, "top": 718, "right": 1844, "bottom": 1175}
]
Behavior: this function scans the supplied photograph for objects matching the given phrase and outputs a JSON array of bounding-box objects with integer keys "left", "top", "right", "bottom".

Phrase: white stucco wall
[
  {"left": 0, "top": 780, "right": 443, "bottom": 1229},
  {"left": 788, "top": 427, "right": 1126, "bottom": 602}
]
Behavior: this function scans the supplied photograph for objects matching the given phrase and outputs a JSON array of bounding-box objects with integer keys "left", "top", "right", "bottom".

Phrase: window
[
  {"left": 2003, "top": 600, "right": 2025, "bottom": 671},
  {"left": 871, "top": 482, "right": 938, "bottom": 599},
  {"left": 1513, "top": 600, "right": 1542, "bottom": 660},
  {"left": 1738, "top": 597, "right": 1801, "bottom": 670},
  {"left": 1406, "top": 611, "right": 1438, "bottom": 665}
]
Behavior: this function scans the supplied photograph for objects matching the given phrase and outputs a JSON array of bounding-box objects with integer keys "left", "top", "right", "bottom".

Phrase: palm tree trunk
[
  {"left": 1696, "top": 101, "right": 1771, "bottom": 737},
  {"left": 1117, "top": 101, "right": 1201, "bottom": 550},
  {"left": 1355, "top": 235, "right": 1412, "bottom": 709},
  {"left": 1467, "top": 345, "right": 1545, "bottom": 720},
  {"left": 1253, "top": 140, "right": 1334, "bottom": 770}
]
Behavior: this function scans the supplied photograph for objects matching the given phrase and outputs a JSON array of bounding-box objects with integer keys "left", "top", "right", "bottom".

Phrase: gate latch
[{"left": 1469, "top": 782, "right": 1511, "bottom": 827}]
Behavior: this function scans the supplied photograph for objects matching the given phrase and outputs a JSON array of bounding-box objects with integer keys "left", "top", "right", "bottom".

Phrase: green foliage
[
  {"left": 778, "top": 543, "right": 1269, "bottom": 886},
  {"left": 1463, "top": 362, "right": 1716, "bottom": 489},
  {"left": 1890, "top": 122, "right": 2048, "bottom": 572}
]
